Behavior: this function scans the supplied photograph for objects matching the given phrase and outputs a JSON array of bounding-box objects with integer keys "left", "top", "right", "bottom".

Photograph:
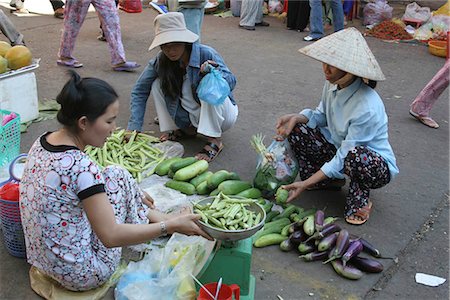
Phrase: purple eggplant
[
  {"left": 341, "top": 240, "right": 363, "bottom": 266},
  {"left": 317, "top": 232, "right": 339, "bottom": 252},
  {"left": 288, "top": 221, "right": 304, "bottom": 234},
  {"left": 299, "top": 251, "right": 329, "bottom": 262},
  {"left": 323, "top": 229, "right": 350, "bottom": 264},
  {"left": 297, "top": 242, "right": 315, "bottom": 254},
  {"left": 349, "top": 256, "right": 384, "bottom": 273},
  {"left": 314, "top": 210, "right": 325, "bottom": 231},
  {"left": 279, "top": 239, "right": 295, "bottom": 252},
  {"left": 289, "top": 230, "right": 305, "bottom": 245},
  {"left": 304, "top": 223, "right": 341, "bottom": 243},
  {"left": 360, "top": 237, "right": 382, "bottom": 258},
  {"left": 331, "top": 259, "right": 364, "bottom": 280}
]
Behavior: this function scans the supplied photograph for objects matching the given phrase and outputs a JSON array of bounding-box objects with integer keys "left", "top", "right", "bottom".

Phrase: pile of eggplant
[{"left": 281, "top": 210, "right": 384, "bottom": 280}]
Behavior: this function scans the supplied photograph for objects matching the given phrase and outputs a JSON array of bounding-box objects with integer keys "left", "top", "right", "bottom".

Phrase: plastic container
[
  {"left": 198, "top": 282, "right": 240, "bottom": 300},
  {"left": 428, "top": 40, "right": 447, "bottom": 58},
  {"left": 0, "top": 110, "right": 20, "bottom": 168},
  {"left": 0, "top": 60, "right": 39, "bottom": 123}
]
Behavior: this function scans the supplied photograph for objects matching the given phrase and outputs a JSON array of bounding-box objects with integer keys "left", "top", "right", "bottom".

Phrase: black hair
[
  {"left": 158, "top": 43, "right": 192, "bottom": 99},
  {"left": 366, "top": 80, "right": 377, "bottom": 89},
  {"left": 56, "top": 70, "right": 118, "bottom": 132}
]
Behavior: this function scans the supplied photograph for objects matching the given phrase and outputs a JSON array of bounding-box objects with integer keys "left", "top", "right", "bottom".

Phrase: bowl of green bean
[{"left": 193, "top": 194, "right": 266, "bottom": 241}]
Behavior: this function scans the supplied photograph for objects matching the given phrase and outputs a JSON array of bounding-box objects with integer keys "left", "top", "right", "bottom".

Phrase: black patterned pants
[{"left": 288, "top": 124, "right": 391, "bottom": 216}]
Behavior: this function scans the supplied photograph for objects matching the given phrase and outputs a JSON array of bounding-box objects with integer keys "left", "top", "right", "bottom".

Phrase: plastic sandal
[
  {"left": 56, "top": 58, "right": 83, "bottom": 68},
  {"left": 195, "top": 142, "right": 223, "bottom": 163},
  {"left": 112, "top": 61, "right": 140, "bottom": 72},
  {"left": 409, "top": 109, "right": 439, "bottom": 129},
  {"left": 345, "top": 200, "right": 373, "bottom": 225}
]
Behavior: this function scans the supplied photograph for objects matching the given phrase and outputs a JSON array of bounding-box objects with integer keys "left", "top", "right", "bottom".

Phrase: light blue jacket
[
  {"left": 300, "top": 78, "right": 399, "bottom": 180},
  {"left": 127, "top": 43, "right": 236, "bottom": 131}
]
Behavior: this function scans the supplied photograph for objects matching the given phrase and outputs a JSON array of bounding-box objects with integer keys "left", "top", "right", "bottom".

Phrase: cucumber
[
  {"left": 196, "top": 180, "right": 212, "bottom": 195},
  {"left": 236, "top": 188, "right": 262, "bottom": 199},
  {"left": 165, "top": 180, "right": 196, "bottom": 195},
  {"left": 254, "top": 233, "right": 287, "bottom": 248},
  {"left": 155, "top": 157, "right": 183, "bottom": 176},
  {"left": 261, "top": 202, "right": 273, "bottom": 213},
  {"left": 209, "top": 188, "right": 220, "bottom": 196},
  {"left": 207, "top": 170, "right": 233, "bottom": 189},
  {"left": 173, "top": 160, "right": 209, "bottom": 181},
  {"left": 273, "top": 205, "right": 298, "bottom": 222},
  {"left": 170, "top": 157, "right": 198, "bottom": 173},
  {"left": 253, "top": 217, "right": 291, "bottom": 241},
  {"left": 218, "top": 180, "right": 252, "bottom": 195},
  {"left": 190, "top": 171, "right": 213, "bottom": 188},
  {"left": 275, "top": 187, "right": 289, "bottom": 204},
  {"left": 228, "top": 172, "right": 241, "bottom": 180},
  {"left": 265, "top": 210, "right": 280, "bottom": 223}
]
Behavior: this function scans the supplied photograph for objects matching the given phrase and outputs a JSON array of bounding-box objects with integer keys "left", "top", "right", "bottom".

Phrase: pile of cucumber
[
  {"left": 253, "top": 207, "right": 385, "bottom": 280},
  {"left": 156, "top": 157, "right": 265, "bottom": 199}
]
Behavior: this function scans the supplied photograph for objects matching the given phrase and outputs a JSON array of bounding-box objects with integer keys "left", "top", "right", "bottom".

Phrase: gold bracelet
[{"left": 160, "top": 221, "right": 168, "bottom": 236}]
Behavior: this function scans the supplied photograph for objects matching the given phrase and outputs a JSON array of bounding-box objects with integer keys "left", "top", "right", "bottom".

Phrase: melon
[
  {"left": 0, "top": 41, "right": 11, "bottom": 57},
  {"left": 0, "top": 56, "right": 7, "bottom": 74},
  {"left": 5, "top": 45, "right": 32, "bottom": 70}
]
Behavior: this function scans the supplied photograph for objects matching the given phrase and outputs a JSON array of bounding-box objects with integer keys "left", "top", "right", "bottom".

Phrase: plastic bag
[
  {"left": 363, "top": 0, "right": 393, "bottom": 25},
  {"left": 414, "top": 15, "right": 450, "bottom": 40},
  {"left": 402, "top": 2, "right": 431, "bottom": 23},
  {"left": 196, "top": 67, "right": 230, "bottom": 106},
  {"left": 115, "top": 233, "right": 214, "bottom": 300},
  {"left": 251, "top": 134, "right": 298, "bottom": 198},
  {"left": 268, "top": 0, "right": 283, "bottom": 13}
]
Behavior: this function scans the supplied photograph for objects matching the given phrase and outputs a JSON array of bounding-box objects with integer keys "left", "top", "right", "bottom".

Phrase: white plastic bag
[
  {"left": 402, "top": 2, "right": 431, "bottom": 23},
  {"left": 268, "top": 0, "right": 283, "bottom": 13},
  {"left": 363, "top": 0, "right": 393, "bottom": 25}
]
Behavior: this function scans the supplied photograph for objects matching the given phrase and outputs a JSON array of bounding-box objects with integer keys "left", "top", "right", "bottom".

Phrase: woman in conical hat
[
  {"left": 276, "top": 28, "right": 399, "bottom": 225},
  {"left": 127, "top": 12, "right": 238, "bottom": 162}
]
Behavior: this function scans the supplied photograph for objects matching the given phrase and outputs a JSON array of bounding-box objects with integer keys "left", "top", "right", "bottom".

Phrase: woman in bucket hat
[
  {"left": 127, "top": 12, "right": 238, "bottom": 162},
  {"left": 277, "top": 28, "right": 399, "bottom": 225}
]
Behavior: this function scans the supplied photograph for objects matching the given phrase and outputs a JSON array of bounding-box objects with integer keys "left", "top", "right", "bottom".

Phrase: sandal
[
  {"left": 196, "top": 142, "right": 223, "bottom": 163},
  {"left": 57, "top": 58, "right": 83, "bottom": 68},
  {"left": 113, "top": 61, "right": 140, "bottom": 72},
  {"left": 54, "top": 8, "right": 64, "bottom": 19},
  {"left": 345, "top": 200, "right": 373, "bottom": 225},
  {"left": 409, "top": 109, "right": 439, "bottom": 129}
]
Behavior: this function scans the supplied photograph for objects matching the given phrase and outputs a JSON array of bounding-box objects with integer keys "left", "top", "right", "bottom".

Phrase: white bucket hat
[
  {"left": 298, "top": 27, "right": 386, "bottom": 81},
  {"left": 148, "top": 12, "right": 199, "bottom": 51}
]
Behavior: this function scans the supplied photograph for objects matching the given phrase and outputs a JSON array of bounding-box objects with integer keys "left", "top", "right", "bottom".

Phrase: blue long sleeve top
[{"left": 300, "top": 78, "right": 399, "bottom": 180}]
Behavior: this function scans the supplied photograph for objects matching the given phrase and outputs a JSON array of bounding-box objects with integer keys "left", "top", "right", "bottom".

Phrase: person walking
[
  {"left": 57, "top": 0, "right": 140, "bottom": 71},
  {"left": 303, "top": 0, "right": 344, "bottom": 41},
  {"left": 239, "top": 0, "right": 269, "bottom": 31},
  {"left": 286, "top": 0, "right": 311, "bottom": 32}
]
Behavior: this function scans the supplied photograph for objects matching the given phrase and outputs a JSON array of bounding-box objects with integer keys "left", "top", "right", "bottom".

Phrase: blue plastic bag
[{"left": 196, "top": 68, "right": 230, "bottom": 106}]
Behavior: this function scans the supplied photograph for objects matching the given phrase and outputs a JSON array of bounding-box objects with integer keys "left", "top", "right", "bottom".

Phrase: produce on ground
[
  {"left": 194, "top": 193, "right": 263, "bottom": 231},
  {"left": 4, "top": 45, "right": 32, "bottom": 70},
  {"left": 253, "top": 207, "right": 385, "bottom": 280},
  {"left": 85, "top": 129, "right": 163, "bottom": 182},
  {"left": 365, "top": 20, "right": 413, "bottom": 40}
]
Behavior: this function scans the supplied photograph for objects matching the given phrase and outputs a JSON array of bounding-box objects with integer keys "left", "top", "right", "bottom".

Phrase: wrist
[{"left": 164, "top": 219, "right": 175, "bottom": 235}]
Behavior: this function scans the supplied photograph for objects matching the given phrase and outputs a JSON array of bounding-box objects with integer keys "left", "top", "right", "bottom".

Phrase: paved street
[{"left": 0, "top": 1, "right": 448, "bottom": 299}]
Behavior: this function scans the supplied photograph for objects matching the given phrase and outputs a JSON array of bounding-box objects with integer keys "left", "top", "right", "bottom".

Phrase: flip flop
[
  {"left": 409, "top": 109, "right": 439, "bottom": 129},
  {"left": 57, "top": 58, "right": 83, "bottom": 68},
  {"left": 345, "top": 200, "right": 373, "bottom": 225},
  {"left": 195, "top": 142, "right": 223, "bottom": 163},
  {"left": 113, "top": 61, "right": 140, "bottom": 72}
]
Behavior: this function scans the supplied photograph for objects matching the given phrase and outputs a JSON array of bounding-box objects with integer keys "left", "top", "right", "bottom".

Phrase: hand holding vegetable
[
  {"left": 275, "top": 114, "right": 308, "bottom": 139},
  {"left": 200, "top": 60, "right": 219, "bottom": 74},
  {"left": 282, "top": 181, "right": 308, "bottom": 202}
]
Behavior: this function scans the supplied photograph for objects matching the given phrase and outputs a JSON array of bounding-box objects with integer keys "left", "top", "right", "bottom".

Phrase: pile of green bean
[
  {"left": 194, "top": 193, "right": 263, "bottom": 231},
  {"left": 85, "top": 129, "right": 165, "bottom": 182}
]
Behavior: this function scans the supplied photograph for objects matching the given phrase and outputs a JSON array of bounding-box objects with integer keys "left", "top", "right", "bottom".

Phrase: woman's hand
[
  {"left": 168, "top": 214, "right": 213, "bottom": 240},
  {"left": 200, "top": 60, "right": 219, "bottom": 74},
  {"left": 282, "top": 181, "right": 309, "bottom": 203},
  {"left": 276, "top": 114, "right": 306, "bottom": 139},
  {"left": 142, "top": 191, "right": 155, "bottom": 209}
]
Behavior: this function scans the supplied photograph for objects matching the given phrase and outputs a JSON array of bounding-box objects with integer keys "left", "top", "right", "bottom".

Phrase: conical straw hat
[{"left": 298, "top": 27, "right": 386, "bottom": 81}]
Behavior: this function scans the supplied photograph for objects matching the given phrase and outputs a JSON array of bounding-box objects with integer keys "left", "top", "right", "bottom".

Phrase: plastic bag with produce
[{"left": 251, "top": 134, "right": 298, "bottom": 198}]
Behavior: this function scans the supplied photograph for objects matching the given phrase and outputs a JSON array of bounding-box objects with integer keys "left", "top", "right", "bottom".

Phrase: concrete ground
[{"left": 0, "top": 1, "right": 448, "bottom": 299}]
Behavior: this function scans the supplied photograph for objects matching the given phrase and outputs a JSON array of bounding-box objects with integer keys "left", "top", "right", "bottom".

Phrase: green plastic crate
[{"left": 0, "top": 110, "right": 20, "bottom": 167}]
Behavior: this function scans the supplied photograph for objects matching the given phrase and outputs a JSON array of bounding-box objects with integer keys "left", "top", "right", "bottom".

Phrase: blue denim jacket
[{"left": 127, "top": 43, "right": 237, "bottom": 131}]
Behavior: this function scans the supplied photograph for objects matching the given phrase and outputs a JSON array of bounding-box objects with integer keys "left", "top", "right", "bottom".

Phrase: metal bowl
[{"left": 194, "top": 196, "right": 266, "bottom": 242}]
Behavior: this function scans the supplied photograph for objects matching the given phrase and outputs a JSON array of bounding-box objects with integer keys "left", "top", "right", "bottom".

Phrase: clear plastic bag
[
  {"left": 196, "top": 67, "right": 230, "bottom": 106},
  {"left": 363, "top": 0, "right": 393, "bottom": 25},
  {"left": 115, "top": 233, "right": 214, "bottom": 300},
  {"left": 251, "top": 135, "right": 298, "bottom": 198},
  {"left": 402, "top": 2, "right": 431, "bottom": 23}
]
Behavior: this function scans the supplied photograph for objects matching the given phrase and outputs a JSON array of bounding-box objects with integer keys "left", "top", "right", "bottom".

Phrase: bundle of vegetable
[
  {"left": 85, "top": 129, "right": 164, "bottom": 182},
  {"left": 194, "top": 193, "right": 263, "bottom": 231},
  {"left": 253, "top": 208, "right": 385, "bottom": 280},
  {"left": 251, "top": 134, "right": 298, "bottom": 198}
]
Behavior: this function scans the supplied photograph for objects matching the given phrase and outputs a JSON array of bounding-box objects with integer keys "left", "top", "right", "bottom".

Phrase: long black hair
[
  {"left": 158, "top": 43, "right": 192, "bottom": 99},
  {"left": 56, "top": 70, "right": 118, "bottom": 132}
]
